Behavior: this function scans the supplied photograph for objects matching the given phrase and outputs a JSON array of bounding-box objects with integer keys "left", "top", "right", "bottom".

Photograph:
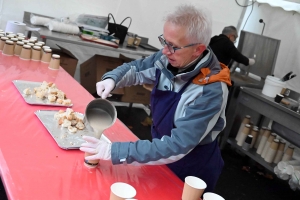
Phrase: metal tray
[
  {"left": 12, "top": 80, "right": 73, "bottom": 107},
  {"left": 34, "top": 110, "right": 111, "bottom": 149}
]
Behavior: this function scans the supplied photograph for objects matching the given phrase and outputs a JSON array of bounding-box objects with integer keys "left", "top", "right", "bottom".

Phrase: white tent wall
[
  {"left": 240, "top": 2, "right": 300, "bottom": 93},
  {"left": 0, "top": 0, "right": 246, "bottom": 48}
]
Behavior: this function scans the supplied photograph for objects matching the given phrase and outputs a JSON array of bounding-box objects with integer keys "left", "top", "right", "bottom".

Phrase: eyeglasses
[
  {"left": 232, "top": 35, "right": 238, "bottom": 43},
  {"left": 158, "top": 34, "right": 200, "bottom": 54}
]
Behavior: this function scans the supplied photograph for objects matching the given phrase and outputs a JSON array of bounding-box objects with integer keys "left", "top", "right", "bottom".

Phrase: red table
[{"left": 0, "top": 54, "right": 183, "bottom": 199}]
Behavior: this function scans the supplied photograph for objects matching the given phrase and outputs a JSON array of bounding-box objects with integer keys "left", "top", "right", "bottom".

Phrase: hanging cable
[
  {"left": 235, "top": 0, "right": 255, "bottom": 7},
  {"left": 241, "top": 1, "right": 256, "bottom": 30}
]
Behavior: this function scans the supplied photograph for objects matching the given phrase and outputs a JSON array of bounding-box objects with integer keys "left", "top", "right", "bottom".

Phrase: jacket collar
[{"left": 155, "top": 47, "right": 222, "bottom": 82}]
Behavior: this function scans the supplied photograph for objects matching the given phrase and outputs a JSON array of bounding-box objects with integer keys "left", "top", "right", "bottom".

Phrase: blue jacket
[{"left": 102, "top": 48, "right": 229, "bottom": 165}]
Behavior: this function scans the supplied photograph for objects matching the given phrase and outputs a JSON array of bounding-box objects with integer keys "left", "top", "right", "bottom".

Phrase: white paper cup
[
  {"left": 182, "top": 176, "right": 207, "bottom": 200},
  {"left": 203, "top": 192, "right": 225, "bottom": 200},
  {"left": 110, "top": 182, "right": 136, "bottom": 200}
]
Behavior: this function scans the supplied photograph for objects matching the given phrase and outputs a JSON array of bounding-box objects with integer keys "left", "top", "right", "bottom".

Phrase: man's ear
[{"left": 194, "top": 44, "right": 206, "bottom": 57}]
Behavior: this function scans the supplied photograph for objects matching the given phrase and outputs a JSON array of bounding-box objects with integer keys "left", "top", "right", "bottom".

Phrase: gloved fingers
[
  {"left": 83, "top": 154, "right": 100, "bottom": 161},
  {"left": 82, "top": 135, "right": 100, "bottom": 144},
  {"left": 248, "top": 58, "right": 255, "bottom": 66},
  {"left": 80, "top": 142, "right": 99, "bottom": 149},
  {"left": 101, "top": 90, "right": 112, "bottom": 99},
  {"left": 79, "top": 147, "right": 98, "bottom": 155},
  {"left": 96, "top": 82, "right": 105, "bottom": 97}
]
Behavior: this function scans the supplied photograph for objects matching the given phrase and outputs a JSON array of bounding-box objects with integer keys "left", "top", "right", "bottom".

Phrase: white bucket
[{"left": 262, "top": 75, "right": 286, "bottom": 98}]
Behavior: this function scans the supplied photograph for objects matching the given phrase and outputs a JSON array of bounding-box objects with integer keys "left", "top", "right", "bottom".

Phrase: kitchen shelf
[{"left": 227, "top": 138, "right": 276, "bottom": 172}]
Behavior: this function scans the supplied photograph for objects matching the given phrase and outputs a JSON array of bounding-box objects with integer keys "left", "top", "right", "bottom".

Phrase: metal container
[
  {"left": 83, "top": 98, "right": 117, "bottom": 168},
  {"left": 84, "top": 98, "right": 117, "bottom": 139}
]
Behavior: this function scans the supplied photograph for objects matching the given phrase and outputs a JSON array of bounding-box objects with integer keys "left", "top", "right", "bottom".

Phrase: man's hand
[
  {"left": 248, "top": 58, "right": 255, "bottom": 66},
  {"left": 96, "top": 79, "right": 115, "bottom": 99},
  {"left": 80, "top": 136, "right": 112, "bottom": 160}
]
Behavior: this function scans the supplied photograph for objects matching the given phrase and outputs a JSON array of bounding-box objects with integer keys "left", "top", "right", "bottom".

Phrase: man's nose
[{"left": 162, "top": 46, "right": 172, "bottom": 55}]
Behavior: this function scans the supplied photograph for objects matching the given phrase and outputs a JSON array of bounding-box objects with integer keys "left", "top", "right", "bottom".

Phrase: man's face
[
  {"left": 161, "top": 22, "right": 205, "bottom": 68},
  {"left": 229, "top": 33, "right": 238, "bottom": 43}
]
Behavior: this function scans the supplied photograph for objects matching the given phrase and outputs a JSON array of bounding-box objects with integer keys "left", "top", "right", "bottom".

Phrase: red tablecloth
[{"left": 0, "top": 54, "right": 183, "bottom": 199}]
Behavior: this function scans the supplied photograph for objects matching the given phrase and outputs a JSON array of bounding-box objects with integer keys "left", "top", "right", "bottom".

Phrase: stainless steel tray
[
  {"left": 12, "top": 80, "right": 73, "bottom": 107},
  {"left": 34, "top": 110, "right": 111, "bottom": 149}
]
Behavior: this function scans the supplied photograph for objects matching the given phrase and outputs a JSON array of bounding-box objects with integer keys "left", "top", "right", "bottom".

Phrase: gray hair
[
  {"left": 164, "top": 4, "right": 212, "bottom": 47},
  {"left": 222, "top": 26, "right": 237, "bottom": 35}
]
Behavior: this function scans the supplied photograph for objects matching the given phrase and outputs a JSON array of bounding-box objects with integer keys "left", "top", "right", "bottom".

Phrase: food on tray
[
  {"left": 28, "top": 81, "right": 72, "bottom": 105},
  {"left": 23, "top": 88, "right": 31, "bottom": 95},
  {"left": 54, "top": 108, "right": 85, "bottom": 133}
]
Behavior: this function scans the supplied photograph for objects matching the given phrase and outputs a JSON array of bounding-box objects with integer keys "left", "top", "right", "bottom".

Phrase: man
[
  {"left": 209, "top": 26, "right": 255, "bottom": 68},
  {"left": 80, "top": 4, "right": 231, "bottom": 193}
]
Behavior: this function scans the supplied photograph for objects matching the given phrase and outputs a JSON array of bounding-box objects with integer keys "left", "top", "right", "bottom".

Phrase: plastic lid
[
  {"left": 34, "top": 43, "right": 43, "bottom": 47},
  {"left": 52, "top": 54, "right": 60, "bottom": 59},
  {"left": 36, "top": 41, "right": 45, "bottom": 45},
  {"left": 11, "top": 38, "right": 18, "bottom": 41},
  {"left": 245, "top": 124, "right": 251, "bottom": 128},
  {"left": 253, "top": 127, "right": 259, "bottom": 131},
  {"left": 44, "top": 48, "right": 52, "bottom": 52},
  {"left": 17, "top": 37, "right": 25, "bottom": 40},
  {"left": 23, "top": 44, "right": 31, "bottom": 49},
  {"left": 5, "top": 40, "right": 13, "bottom": 44},
  {"left": 279, "top": 139, "right": 286, "bottom": 143},
  {"left": 27, "top": 42, "right": 34, "bottom": 46},
  {"left": 245, "top": 115, "right": 251, "bottom": 118},
  {"left": 43, "top": 46, "right": 50, "bottom": 49},
  {"left": 33, "top": 46, "right": 41, "bottom": 50},
  {"left": 22, "top": 40, "right": 29, "bottom": 43},
  {"left": 273, "top": 139, "right": 279, "bottom": 142},
  {"left": 7, "top": 34, "right": 16, "bottom": 37},
  {"left": 28, "top": 39, "right": 36, "bottom": 43},
  {"left": 16, "top": 41, "right": 24, "bottom": 45},
  {"left": 1, "top": 36, "right": 8, "bottom": 40}
]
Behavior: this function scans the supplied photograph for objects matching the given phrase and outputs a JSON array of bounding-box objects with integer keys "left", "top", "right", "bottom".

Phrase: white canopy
[{"left": 256, "top": 0, "right": 300, "bottom": 13}]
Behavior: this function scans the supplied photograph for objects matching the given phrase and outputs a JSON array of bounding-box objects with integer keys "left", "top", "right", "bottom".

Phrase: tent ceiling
[{"left": 256, "top": 0, "right": 300, "bottom": 13}]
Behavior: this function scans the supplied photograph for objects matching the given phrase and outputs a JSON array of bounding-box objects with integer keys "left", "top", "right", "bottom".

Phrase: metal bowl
[{"left": 84, "top": 98, "right": 117, "bottom": 138}]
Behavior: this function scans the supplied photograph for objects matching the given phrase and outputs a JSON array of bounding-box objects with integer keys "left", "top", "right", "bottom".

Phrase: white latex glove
[
  {"left": 80, "top": 136, "right": 112, "bottom": 160},
  {"left": 96, "top": 78, "right": 115, "bottom": 99},
  {"left": 248, "top": 58, "right": 255, "bottom": 66}
]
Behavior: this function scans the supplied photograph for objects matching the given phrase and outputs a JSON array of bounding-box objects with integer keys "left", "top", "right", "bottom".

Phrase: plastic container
[{"left": 262, "top": 76, "right": 286, "bottom": 98}]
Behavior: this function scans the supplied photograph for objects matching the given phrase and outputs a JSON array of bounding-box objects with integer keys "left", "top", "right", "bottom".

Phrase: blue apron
[{"left": 150, "top": 69, "right": 224, "bottom": 193}]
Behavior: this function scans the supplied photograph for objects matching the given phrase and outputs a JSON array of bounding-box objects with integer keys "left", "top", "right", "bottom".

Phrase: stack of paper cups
[
  {"left": 250, "top": 126, "right": 259, "bottom": 148},
  {"left": 282, "top": 145, "right": 295, "bottom": 162},
  {"left": 235, "top": 115, "right": 251, "bottom": 142},
  {"left": 237, "top": 124, "right": 251, "bottom": 146},
  {"left": 256, "top": 128, "right": 271, "bottom": 155},
  {"left": 254, "top": 126, "right": 267, "bottom": 149},
  {"left": 273, "top": 140, "right": 286, "bottom": 164},
  {"left": 261, "top": 133, "right": 277, "bottom": 158},
  {"left": 264, "top": 139, "right": 279, "bottom": 163},
  {"left": 14, "top": 41, "right": 24, "bottom": 56}
]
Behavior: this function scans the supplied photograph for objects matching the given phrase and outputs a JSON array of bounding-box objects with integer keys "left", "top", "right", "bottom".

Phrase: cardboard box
[
  {"left": 80, "top": 54, "right": 151, "bottom": 104},
  {"left": 52, "top": 45, "right": 78, "bottom": 77},
  {"left": 80, "top": 54, "right": 125, "bottom": 95},
  {"left": 121, "top": 85, "right": 151, "bottom": 104}
]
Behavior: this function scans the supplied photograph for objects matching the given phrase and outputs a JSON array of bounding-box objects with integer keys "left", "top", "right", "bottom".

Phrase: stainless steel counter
[{"left": 22, "top": 12, "right": 157, "bottom": 83}]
